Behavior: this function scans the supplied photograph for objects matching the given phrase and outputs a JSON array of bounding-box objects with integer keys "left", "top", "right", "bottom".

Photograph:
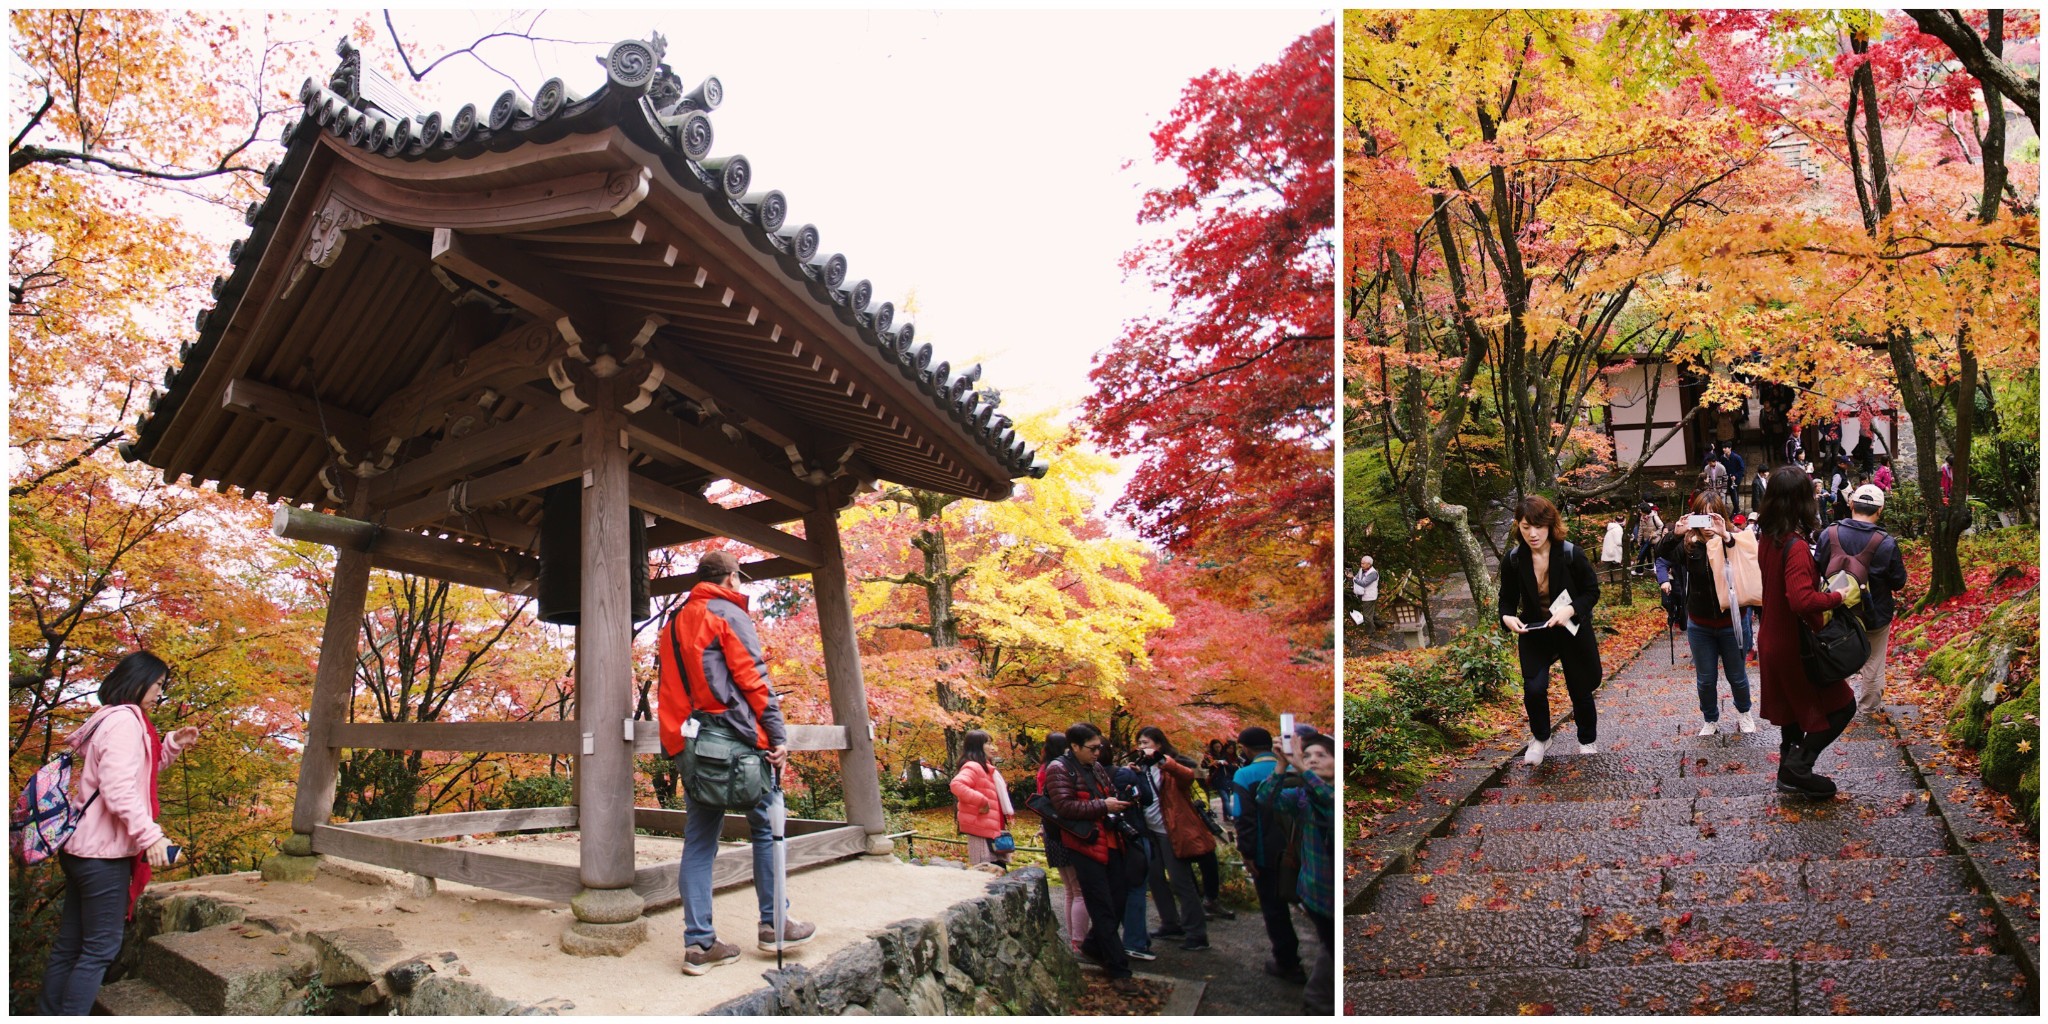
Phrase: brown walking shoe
[
  {"left": 757, "top": 919, "right": 816, "bottom": 951},
  {"left": 681, "top": 940, "right": 741, "bottom": 975}
]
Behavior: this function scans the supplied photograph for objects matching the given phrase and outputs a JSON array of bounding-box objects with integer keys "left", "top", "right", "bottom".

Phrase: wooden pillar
[
  {"left": 574, "top": 403, "right": 637, "bottom": 891},
  {"left": 291, "top": 500, "right": 375, "bottom": 838},
  {"left": 804, "top": 504, "right": 887, "bottom": 840}
]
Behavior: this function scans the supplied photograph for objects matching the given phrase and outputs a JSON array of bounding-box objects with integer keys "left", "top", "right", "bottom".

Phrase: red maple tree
[{"left": 1084, "top": 24, "right": 1335, "bottom": 627}]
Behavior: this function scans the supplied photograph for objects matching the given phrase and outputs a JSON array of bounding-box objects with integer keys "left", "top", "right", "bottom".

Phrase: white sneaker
[
  {"left": 1738, "top": 711, "right": 1757, "bottom": 734},
  {"left": 1524, "top": 738, "right": 1548, "bottom": 766},
  {"left": 1578, "top": 742, "right": 1598, "bottom": 755},
  {"left": 1698, "top": 722, "right": 1718, "bottom": 737}
]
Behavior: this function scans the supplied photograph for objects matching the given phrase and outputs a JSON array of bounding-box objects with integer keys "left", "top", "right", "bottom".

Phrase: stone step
[
  {"left": 139, "top": 926, "right": 316, "bottom": 1016},
  {"left": 1692, "top": 790, "right": 1933, "bottom": 826},
  {"left": 93, "top": 977, "right": 196, "bottom": 1015},
  {"left": 1793, "top": 954, "right": 2036, "bottom": 1014},
  {"left": 1449, "top": 796, "right": 1696, "bottom": 835},
  {"left": 1363, "top": 855, "right": 1979, "bottom": 915},
  {"left": 1454, "top": 788, "right": 1934, "bottom": 836},
  {"left": 1482, "top": 765, "right": 1925, "bottom": 804},
  {"left": 1410, "top": 817, "right": 1951, "bottom": 874},
  {"left": 1577, "top": 895, "right": 2000, "bottom": 968},
  {"left": 1350, "top": 895, "right": 2003, "bottom": 982},
  {"left": 1668, "top": 856, "right": 1979, "bottom": 906},
  {"left": 1346, "top": 956, "right": 2034, "bottom": 1015},
  {"left": 1347, "top": 960, "right": 1798, "bottom": 1013},
  {"left": 1366, "top": 868, "right": 1664, "bottom": 914}
]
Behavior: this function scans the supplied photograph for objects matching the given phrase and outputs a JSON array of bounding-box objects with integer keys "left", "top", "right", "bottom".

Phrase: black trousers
[
  {"left": 1252, "top": 861, "right": 1301, "bottom": 971},
  {"left": 40, "top": 853, "right": 133, "bottom": 1015},
  {"left": 1068, "top": 845, "right": 1132, "bottom": 979},
  {"left": 1518, "top": 628, "right": 1602, "bottom": 744}
]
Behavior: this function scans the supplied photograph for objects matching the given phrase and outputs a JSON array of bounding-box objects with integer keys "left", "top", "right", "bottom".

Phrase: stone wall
[{"left": 707, "top": 867, "right": 1084, "bottom": 1016}]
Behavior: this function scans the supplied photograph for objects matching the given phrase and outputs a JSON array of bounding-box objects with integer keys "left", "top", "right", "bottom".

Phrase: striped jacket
[{"left": 657, "top": 581, "right": 786, "bottom": 757}]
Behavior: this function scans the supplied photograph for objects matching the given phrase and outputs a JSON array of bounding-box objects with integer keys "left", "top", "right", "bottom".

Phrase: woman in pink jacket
[
  {"left": 948, "top": 730, "right": 1012, "bottom": 868},
  {"left": 39, "top": 652, "right": 199, "bottom": 1015}
]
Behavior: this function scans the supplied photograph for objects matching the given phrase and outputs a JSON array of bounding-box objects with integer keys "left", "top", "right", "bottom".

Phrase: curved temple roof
[{"left": 125, "top": 35, "right": 1043, "bottom": 517}]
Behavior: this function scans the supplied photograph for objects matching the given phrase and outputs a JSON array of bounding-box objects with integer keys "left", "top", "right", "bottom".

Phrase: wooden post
[
  {"left": 805, "top": 504, "right": 887, "bottom": 841},
  {"left": 574, "top": 402, "right": 637, "bottom": 891},
  {"left": 289, "top": 501, "right": 374, "bottom": 840}
]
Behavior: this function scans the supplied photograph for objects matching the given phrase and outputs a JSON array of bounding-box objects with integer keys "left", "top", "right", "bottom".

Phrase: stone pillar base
[
  {"left": 260, "top": 853, "right": 320, "bottom": 883},
  {"left": 560, "top": 887, "right": 647, "bottom": 956},
  {"left": 865, "top": 834, "right": 897, "bottom": 857},
  {"left": 560, "top": 918, "right": 647, "bottom": 957}
]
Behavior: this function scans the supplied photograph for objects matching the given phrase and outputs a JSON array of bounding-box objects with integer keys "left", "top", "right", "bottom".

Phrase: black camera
[{"left": 1104, "top": 812, "right": 1145, "bottom": 844}]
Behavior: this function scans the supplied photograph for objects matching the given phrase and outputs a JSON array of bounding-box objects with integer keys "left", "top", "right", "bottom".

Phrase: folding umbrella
[{"left": 770, "top": 765, "right": 788, "bottom": 972}]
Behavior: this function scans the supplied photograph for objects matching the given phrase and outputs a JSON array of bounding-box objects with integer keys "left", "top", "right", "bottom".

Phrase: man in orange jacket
[{"left": 659, "top": 550, "right": 813, "bottom": 975}]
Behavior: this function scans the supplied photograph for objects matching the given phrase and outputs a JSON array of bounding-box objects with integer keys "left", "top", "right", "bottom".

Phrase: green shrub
[
  {"left": 1342, "top": 690, "right": 1430, "bottom": 778},
  {"left": 497, "top": 772, "right": 572, "bottom": 809}
]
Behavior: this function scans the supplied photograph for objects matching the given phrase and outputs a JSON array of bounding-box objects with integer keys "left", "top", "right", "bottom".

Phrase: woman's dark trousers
[
  {"left": 1069, "top": 848, "right": 1132, "bottom": 978},
  {"left": 1518, "top": 629, "right": 1602, "bottom": 743},
  {"left": 1253, "top": 864, "right": 1302, "bottom": 972},
  {"left": 39, "top": 853, "right": 133, "bottom": 1015},
  {"left": 1193, "top": 848, "right": 1221, "bottom": 901}
]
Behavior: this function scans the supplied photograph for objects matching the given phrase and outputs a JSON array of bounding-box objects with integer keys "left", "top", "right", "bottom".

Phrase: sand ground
[{"left": 150, "top": 834, "right": 999, "bottom": 1015}]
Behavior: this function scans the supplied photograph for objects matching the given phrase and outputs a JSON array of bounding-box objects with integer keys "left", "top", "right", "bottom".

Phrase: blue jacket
[
  {"left": 1813, "top": 519, "right": 1907, "bottom": 628},
  {"left": 1230, "top": 754, "right": 1283, "bottom": 869}
]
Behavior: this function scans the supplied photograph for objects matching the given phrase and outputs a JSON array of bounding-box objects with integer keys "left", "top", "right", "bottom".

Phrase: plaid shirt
[{"left": 1256, "top": 768, "right": 1334, "bottom": 917}]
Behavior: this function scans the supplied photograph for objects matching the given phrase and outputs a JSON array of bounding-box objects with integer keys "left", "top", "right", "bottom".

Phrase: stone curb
[
  {"left": 1343, "top": 629, "right": 1662, "bottom": 915},
  {"left": 1885, "top": 703, "right": 2041, "bottom": 998}
]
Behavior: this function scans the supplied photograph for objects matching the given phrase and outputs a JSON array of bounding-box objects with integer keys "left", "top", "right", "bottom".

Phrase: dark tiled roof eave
[{"left": 124, "top": 36, "right": 1046, "bottom": 489}]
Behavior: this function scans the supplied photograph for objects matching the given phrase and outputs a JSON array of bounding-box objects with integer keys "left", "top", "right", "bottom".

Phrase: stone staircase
[{"left": 1346, "top": 647, "right": 2038, "bottom": 1015}]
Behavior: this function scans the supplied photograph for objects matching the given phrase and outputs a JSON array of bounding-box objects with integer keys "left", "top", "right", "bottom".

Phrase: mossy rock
[
  {"left": 1980, "top": 679, "right": 2039, "bottom": 804},
  {"left": 2016, "top": 761, "right": 2040, "bottom": 836},
  {"left": 1943, "top": 643, "right": 2012, "bottom": 750}
]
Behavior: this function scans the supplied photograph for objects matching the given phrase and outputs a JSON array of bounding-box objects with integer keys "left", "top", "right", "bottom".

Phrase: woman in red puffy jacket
[{"left": 949, "top": 729, "right": 1012, "bottom": 867}]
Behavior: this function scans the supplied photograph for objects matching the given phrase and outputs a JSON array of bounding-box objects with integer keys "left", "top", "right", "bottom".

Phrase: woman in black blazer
[{"left": 1496, "top": 495, "right": 1603, "bottom": 766}]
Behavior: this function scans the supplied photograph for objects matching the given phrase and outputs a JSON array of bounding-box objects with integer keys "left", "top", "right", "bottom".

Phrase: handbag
[
  {"left": 677, "top": 714, "right": 773, "bottom": 809},
  {"left": 1798, "top": 608, "right": 1871, "bottom": 685},
  {"left": 992, "top": 831, "right": 1016, "bottom": 854},
  {"left": 1025, "top": 792, "right": 1097, "bottom": 842}
]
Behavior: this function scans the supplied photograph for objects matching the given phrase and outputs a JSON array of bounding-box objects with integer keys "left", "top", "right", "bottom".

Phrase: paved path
[
  {"left": 1346, "top": 640, "right": 2037, "bottom": 1015},
  {"left": 1057, "top": 889, "right": 1323, "bottom": 1014}
]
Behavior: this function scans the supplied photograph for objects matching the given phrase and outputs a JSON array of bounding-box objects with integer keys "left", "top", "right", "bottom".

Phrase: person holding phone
[
  {"left": 39, "top": 652, "right": 201, "bottom": 1015},
  {"left": 1497, "top": 495, "right": 1603, "bottom": 766},
  {"left": 1664, "top": 492, "right": 1757, "bottom": 736},
  {"left": 1756, "top": 466, "right": 1855, "bottom": 798},
  {"left": 1043, "top": 723, "right": 1136, "bottom": 985}
]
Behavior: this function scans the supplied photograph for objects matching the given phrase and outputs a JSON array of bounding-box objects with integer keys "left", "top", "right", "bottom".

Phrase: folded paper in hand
[{"left": 1549, "top": 590, "right": 1580, "bottom": 636}]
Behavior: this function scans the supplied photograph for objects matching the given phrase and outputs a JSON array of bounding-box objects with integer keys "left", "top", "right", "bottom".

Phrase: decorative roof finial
[{"left": 329, "top": 37, "right": 361, "bottom": 103}]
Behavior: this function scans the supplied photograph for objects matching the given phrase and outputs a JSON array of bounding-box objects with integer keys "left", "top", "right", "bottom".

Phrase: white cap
[{"left": 1850, "top": 484, "right": 1886, "bottom": 508}]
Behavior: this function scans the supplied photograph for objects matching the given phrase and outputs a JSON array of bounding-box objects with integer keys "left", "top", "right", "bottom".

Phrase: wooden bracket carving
[
  {"left": 550, "top": 314, "right": 668, "bottom": 413},
  {"left": 549, "top": 355, "right": 663, "bottom": 415},
  {"left": 306, "top": 195, "right": 380, "bottom": 268}
]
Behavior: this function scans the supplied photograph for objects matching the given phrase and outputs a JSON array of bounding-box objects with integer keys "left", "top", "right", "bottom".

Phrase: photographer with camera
[
  {"left": 1257, "top": 731, "right": 1336, "bottom": 1015},
  {"left": 1109, "top": 754, "right": 1158, "bottom": 960},
  {"left": 1134, "top": 727, "right": 1212, "bottom": 952},
  {"left": 1042, "top": 723, "right": 1137, "bottom": 985}
]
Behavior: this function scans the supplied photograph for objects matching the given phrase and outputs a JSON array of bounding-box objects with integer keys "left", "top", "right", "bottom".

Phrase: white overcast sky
[{"left": 379, "top": 8, "right": 1330, "bottom": 419}]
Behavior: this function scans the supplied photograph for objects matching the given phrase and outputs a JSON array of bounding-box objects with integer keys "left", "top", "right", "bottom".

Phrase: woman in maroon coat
[{"left": 1755, "top": 465, "right": 1855, "bottom": 798}]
